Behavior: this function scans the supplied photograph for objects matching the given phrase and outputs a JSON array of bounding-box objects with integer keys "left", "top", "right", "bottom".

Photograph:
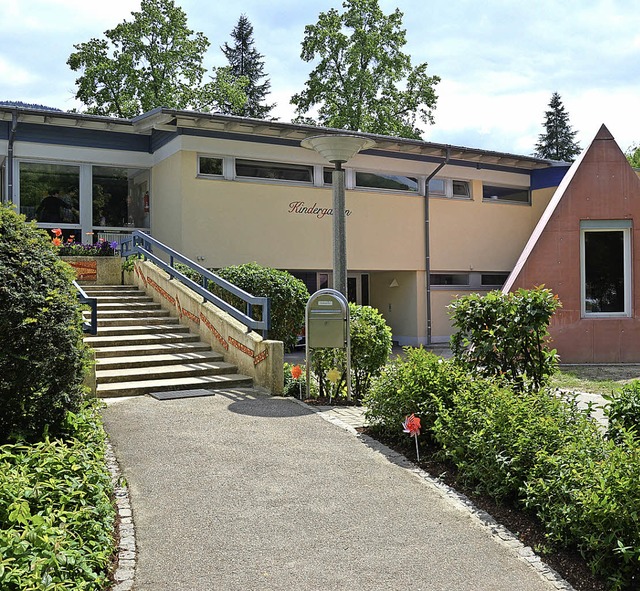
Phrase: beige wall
[
  {"left": 370, "top": 271, "right": 426, "bottom": 345},
  {"left": 430, "top": 184, "right": 555, "bottom": 272},
  {"left": 151, "top": 151, "right": 185, "bottom": 253}
]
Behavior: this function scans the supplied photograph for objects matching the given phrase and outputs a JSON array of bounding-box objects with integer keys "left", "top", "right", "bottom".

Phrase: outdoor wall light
[{"left": 301, "top": 134, "right": 375, "bottom": 296}]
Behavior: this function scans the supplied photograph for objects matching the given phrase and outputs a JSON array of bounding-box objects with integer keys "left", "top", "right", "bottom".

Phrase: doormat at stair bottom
[{"left": 149, "top": 389, "right": 216, "bottom": 401}]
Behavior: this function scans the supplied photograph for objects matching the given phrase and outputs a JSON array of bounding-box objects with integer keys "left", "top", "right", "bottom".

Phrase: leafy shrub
[
  {"left": 0, "top": 204, "right": 88, "bottom": 443},
  {"left": 210, "top": 263, "right": 309, "bottom": 351},
  {"left": 605, "top": 380, "right": 640, "bottom": 442},
  {"left": 364, "top": 348, "right": 466, "bottom": 439},
  {"left": 449, "top": 286, "right": 561, "bottom": 391},
  {"left": 311, "top": 303, "right": 392, "bottom": 401},
  {"left": 283, "top": 362, "right": 316, "bottom": 398},
  {"left": 525, "top": 429, "right": 640, "bottom": 590},
  {"left": 0, "top": 402, "right": 116, "bottom": 590},
  {"left": 433, "top": 384, "right": 598, "bottom": 501}
]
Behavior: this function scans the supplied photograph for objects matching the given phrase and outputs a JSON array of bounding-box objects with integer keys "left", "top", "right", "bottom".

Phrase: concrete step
[
  {"left": 86, "top": 308, "right": 169, "bottom": 319},
  {"left": 81, "top": 287, "right": 143, "bottom": 297},
  {"left": 94, "top": 323, "right": 189, "bottom": 337},
  {"left": 90, "top": 341, "right": 213, "bottom": 358},
  {"left": 97, "top": 361, "right": 238, "bottom": 384},
  {"left": 92, "top": 295, "right": 155, "bottom": 304},
  {"left": 97, "top": 373, "right": 253, "bottom": 397},
  {"left": 85, "top": 332, "right": 200, "bottom": 349},
  {"left": 94, "top": 301, "right": 162, "bottom": 311},
  {"left": 87, "top": 315, "right": 175, "bottom": 327},
  {"left": 96, "top": 350, "right": 224, "bottom": 370}
]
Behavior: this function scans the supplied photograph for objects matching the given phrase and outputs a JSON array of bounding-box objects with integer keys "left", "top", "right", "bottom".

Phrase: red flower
[
  {"left": 52, "top": 237, "right": 62, "bottom": 247},
  {"left": 291, "top": 365, "right": 302, "bottom": 380},
  {"left": 402, "top": 414, "right": 421, "bottom": 437},
  {"left": 51, "top": 228, "right": 62, "bottom": 237}
]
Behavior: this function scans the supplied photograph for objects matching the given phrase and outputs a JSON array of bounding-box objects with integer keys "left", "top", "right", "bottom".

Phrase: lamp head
[{"left": 301, "top": 134, "right": 376, "bottom": 164}]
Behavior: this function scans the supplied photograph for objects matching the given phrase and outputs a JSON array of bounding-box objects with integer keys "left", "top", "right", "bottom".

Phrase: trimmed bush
[
  {"left": 211, "top": 262, "right": 309, "bottom": 351},
  {"left": 449, "top": 286, "right": 561, "bottom": 391},
  {"left": 0, "top": 204, "right": 87, "bottom": 443},
  {"left": 311, "top": 303, "right": 392, "bottom": 401},
  {"left": 605, "top": 380, "right": 640, "bottom": 442},
  {"left": 364, "top": 348, "right": 466, "bottom": 439}
]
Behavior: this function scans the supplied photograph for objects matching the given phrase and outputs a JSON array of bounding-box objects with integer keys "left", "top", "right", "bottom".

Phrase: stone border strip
[
  {"left": 293, "top": 398, "right": 576, "bottom": 591},
  {"left": 105, "top": 440, "right": 136, "bottom": 591}
]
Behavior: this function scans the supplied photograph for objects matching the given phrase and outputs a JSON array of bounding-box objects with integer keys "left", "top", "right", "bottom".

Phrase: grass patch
[{"left": 550, "top": 366, "right": 640, "bottom": 395}]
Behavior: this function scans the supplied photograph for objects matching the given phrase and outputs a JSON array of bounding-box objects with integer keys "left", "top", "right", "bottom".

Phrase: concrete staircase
[{"left": 82, "top": 285, "right": 252, "bottom": 397}]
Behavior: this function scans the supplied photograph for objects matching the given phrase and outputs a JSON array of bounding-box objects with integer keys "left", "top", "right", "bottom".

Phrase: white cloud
[{"left": 0, "top": 55, "right": 38, "bottom": 87}]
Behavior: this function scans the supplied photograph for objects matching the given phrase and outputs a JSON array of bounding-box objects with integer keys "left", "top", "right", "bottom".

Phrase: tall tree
[
  {"left": 67, "top": 0, "right": 247, "bottom": 118},
  {"left": 626, "top": 143, "right": 640, "bottom": 168},
  {"left": 534, "top": 92, "right": 581, "bottom": 161},
  {"left": 290, "top": 0, "right": 440, "bottom": 139},
  {"left": 220, "top": 14, "right": 275, "bottom": 119}
]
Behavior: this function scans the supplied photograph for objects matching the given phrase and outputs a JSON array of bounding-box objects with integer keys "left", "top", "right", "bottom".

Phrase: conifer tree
[
  {"left": 534, "top": 92, "right": 581, "bottom": 162},
  {"left": 220, "top": 14, "right": 275, "bottom": 119}
]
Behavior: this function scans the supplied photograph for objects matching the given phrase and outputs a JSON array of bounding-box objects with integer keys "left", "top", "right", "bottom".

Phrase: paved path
[{"left": 102, "top": 390, "right": 571, "bottom": 591}]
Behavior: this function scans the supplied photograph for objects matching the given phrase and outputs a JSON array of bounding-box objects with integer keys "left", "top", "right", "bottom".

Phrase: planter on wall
[{"left": 61, "top": 255, "right": 122, "bottom": 285}]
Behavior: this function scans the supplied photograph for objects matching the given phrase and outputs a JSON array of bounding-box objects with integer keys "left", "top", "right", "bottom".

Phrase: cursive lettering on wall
[{"left": 288, "top": 201, "right": 352, "bottom": 219}]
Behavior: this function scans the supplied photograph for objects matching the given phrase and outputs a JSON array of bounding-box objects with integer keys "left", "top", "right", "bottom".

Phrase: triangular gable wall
[{"left": 504, "top": 124, "right": 640, "bottom": 363}]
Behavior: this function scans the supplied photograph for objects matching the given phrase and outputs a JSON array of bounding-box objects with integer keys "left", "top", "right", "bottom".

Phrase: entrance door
[{"left": 318, "top": 273, "right": 369, "bottom": 305}]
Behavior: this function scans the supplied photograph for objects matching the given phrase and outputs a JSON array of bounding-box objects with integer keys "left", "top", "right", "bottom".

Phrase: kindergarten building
[{"left": 2, "top": 105, "right": 638, "bottom": 362}]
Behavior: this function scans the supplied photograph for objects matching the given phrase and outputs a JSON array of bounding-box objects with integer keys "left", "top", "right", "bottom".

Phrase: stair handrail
[
  {"left": 121, "top": 231, "right": 270, "bottom": 335},
  {"left": 73, "top": 280, "right": 98, "bottom": 335}
]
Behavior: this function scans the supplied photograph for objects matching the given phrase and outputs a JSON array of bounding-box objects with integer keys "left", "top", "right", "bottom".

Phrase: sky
[{"left": 1, "top": 0, "right": 640, "bottom": 156}]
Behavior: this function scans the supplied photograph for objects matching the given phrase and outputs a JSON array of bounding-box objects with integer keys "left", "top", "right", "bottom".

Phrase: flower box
[{"left": 61, "top": 255, "right": 122, "bottom": 285}]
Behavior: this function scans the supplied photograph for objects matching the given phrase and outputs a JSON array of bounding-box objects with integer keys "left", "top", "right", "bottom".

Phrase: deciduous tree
[
  {"left": 67, "top": 0, "right": 247, "bottom": 117},
  {"left": 220, "top": 14, "right": 275, "bottom": 119},
  {"left": 291, "top": 0, "right": 439, "bottom": 139},
  {"left": 626, "top": 143, "right": 640, "bottom": 168},
  {"left": 534, "top": 92, "right": 581, "bottom": 162}
]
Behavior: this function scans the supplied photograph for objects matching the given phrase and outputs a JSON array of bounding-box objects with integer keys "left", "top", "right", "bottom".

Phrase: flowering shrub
[{"left": 50, "top": 229, "right": 118, "bottom": 256}]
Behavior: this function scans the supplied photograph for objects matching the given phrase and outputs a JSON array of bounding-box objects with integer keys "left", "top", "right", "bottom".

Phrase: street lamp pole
[{"left": 301, "top": 134, "right": 375, "bottom": 296}]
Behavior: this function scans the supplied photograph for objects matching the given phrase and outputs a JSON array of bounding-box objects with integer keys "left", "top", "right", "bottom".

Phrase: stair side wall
[{"left": 132, "top": 260, "right": 284, "bottom": 394}]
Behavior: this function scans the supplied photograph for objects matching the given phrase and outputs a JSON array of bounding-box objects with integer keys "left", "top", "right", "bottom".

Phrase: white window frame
[
  {"left": 580, "top": 220, "right": 632, "bottom": 318},
  {"left": 197, "top": 154, "right": 224, "bottom": 178},
  {"left": 428, "top": 178, "right": 471, "bottom": 200},
  {"left": 482, "top": 183, "right": 530, "bottom": 205}
]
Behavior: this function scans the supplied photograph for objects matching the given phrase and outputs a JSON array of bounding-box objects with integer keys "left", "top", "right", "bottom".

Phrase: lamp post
[{"left": 301, "top": 134, "right": 375, "bottom": 296}]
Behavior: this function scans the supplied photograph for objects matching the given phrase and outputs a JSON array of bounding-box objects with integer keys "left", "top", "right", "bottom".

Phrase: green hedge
[{"left": 0, "top": 403, "right": 116, "bottom": 590}]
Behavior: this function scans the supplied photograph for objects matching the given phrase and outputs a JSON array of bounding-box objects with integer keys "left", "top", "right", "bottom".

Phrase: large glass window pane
[
  {"left": 92, "top": 167, "right": 150, "bottom": 228},
  {"left": 20, "top": 162, "right": 79, "bottom": 223},
  {"left": 356, "top": 171, "right": 418, "bottom": 192},
  {"left": 199, "top": 156, "right": 223, "bottom": 176},
  {"left": 430, "top": 273, "right": 470, "bottom": 286},
  {"left": 236, "top": 159, "right": 313, "bottom": 182},
  {"left": 584, "top": 231, "right": 625, "bottom": 313},
  {"left": 483, "top": 184, "right": 530, "bottom": 203}
]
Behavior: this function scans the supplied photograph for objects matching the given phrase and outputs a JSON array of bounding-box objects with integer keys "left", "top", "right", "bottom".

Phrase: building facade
[{"left": 1, "top": 105, "right": 569, "bottom": 347}]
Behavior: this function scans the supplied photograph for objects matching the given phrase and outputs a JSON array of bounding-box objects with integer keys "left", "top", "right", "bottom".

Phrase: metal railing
[
  {"left": 74, "top": 280, "right": 97, "bottom": 335},
  {"left": 121, "top": 231, "right": 270, "bottom": 336}
]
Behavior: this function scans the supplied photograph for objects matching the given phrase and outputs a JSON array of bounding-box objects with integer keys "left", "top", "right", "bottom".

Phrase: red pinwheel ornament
[{"left": 402, "top": 414, "right": 421, "bottom": 461}]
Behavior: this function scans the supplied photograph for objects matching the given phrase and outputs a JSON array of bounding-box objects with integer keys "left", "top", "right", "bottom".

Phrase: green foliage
[
  {"left": 67, "top": 0, "right": 248, "bottom": 117},
  {"left": 364, "top": 348, "right": 466, "bottom": 439},
  {"left": 311, "top": 303, "right": 392, "bottom": 400},
  {"left": 211, "top": 263, "right": 309, "bottom": 352},
  {"left": 0, "top": 204, "right": 87, "bottom": 443},
  {"left": 605, "top": 380, "right": 640, "bottom": 442},
  {"left": 291, "top": 0, "right": 440, "bottom": 139},
  {"left": 0, "top": 403, "right": 116, "bottom": 590},
  {"left": 220, "top": 14, "right": 275, "bottom": 118},
  {"left": 525, "top": 429, "right": 640, "bottom": 590},
  {"left": 433, "top": 384, "right": 598, "bottom": 501},
  {"left": 625, "top": 143, "right": 640, "bottom": 169},
  {"left": 283, "top": 362, "right": 316, "bottom": 398},
  {"left": 449, "top": 286, "right": 561, "bottom": 391},
  {"left": 534, "top": 92, "right": 581, "bottom": 161}
]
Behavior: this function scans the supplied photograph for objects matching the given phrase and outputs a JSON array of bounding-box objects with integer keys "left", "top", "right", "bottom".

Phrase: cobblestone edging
[
  {"left": 296, "top": 400, "right": 576, "bottom": 591},
  {"left": 105, "top": 441, "right": 136, "bottom": 591}
]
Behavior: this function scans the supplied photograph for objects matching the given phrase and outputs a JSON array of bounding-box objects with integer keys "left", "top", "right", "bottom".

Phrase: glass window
[
  {"left": 236, "top": 159, "right": 313, "bottom": 183},
  {"left": 429, "top": 178, "right": 471, "bottom": 199},
  {"left": 323, "top": 167, "right": 334, "bottom": 185},
  {"left": 582, "top": 223, "right": 631, "bottom": 316},
  {"left": 199, "top": 156, "right": 223, "bottom": 176},
  {"left": 483, "top": 184, "right": 530, "bottom": 204},
  {"left": 452, "top": 180, "right": 470, "bottom": 198},
  {"left": 481, "top": 273, "right": 510, "bottom": 287},
  {"left": 20, "top": 162, "right": 79, "bottom": 223},
  {"left": 430, "top": 273, "right": 470, "bottom": 286},
  {"left": 356, "top": 171, "right": 418, "bottom": 192},
  {"left": 92, "top": 167, "right": 150, "bottom": 229},
  {"left": 428, "top": 178, "right": 446, "bottom": 195}
]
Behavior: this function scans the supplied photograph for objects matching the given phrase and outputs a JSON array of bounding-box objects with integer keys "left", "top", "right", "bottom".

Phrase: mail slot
[{"left": 306, "top": 290, "right": 348, "bottom": 349}]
